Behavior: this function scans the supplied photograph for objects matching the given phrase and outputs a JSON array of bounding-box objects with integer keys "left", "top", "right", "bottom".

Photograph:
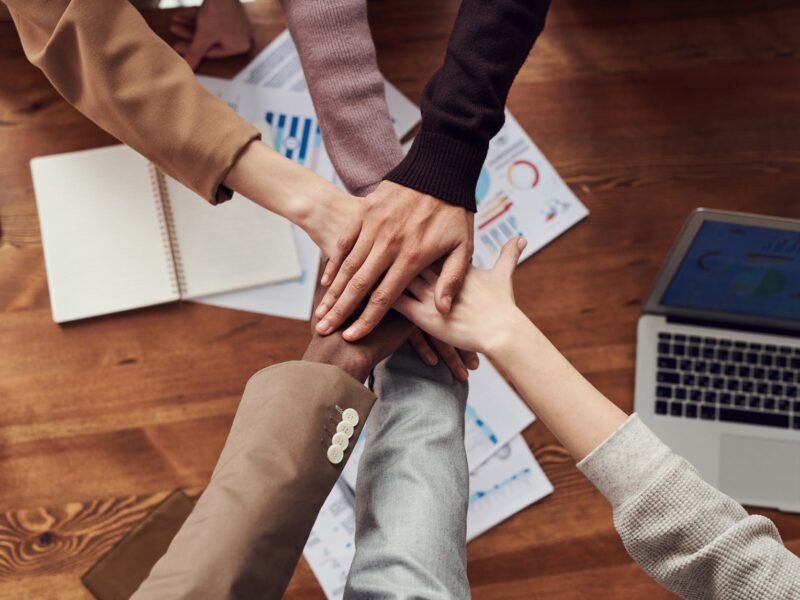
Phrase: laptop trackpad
[{"left": 719, "top": 435, "right": 800, "bottom": 507}]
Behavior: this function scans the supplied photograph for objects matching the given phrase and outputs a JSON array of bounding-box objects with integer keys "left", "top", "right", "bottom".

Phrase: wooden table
[{"left": 2, "top": 0, "right": 800, "bottom": 597}]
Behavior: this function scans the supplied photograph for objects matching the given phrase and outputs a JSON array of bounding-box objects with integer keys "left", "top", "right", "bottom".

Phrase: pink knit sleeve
[{"left": 280, "top": 0, "right": 403, "bottom": 196}]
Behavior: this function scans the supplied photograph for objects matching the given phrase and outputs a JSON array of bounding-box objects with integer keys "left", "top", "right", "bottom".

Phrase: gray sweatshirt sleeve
[{"left": 577, "top": 414, "right": 800, "bottom": 599}]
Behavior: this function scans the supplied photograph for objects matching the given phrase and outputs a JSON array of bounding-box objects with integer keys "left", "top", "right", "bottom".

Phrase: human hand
[
  {"left": 303, "top": 287, "right": 415, "bottom": 382},
  {"left": 394, "top": 238, "right": 528, "bottom": 356},
  {"left": 305, "top": 193, "right": 362, "bottom": 260},
  {"left": 314, "top": 181, "right": 474, "bottom": 341},
  {"left": 407, "top": 330, "right": 479, "bottom": 382},
  {"left": 170, "top": 0, "right": 252, "bottom": 70}
]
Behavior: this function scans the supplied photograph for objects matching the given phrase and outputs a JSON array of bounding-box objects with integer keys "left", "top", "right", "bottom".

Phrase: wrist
[
  {"left": 224, "top": 141, "right": 324, "bottom": 227},
  {"left": 302, "top": 341, "right": 371, "bottom": 383},
  {"left": 483, "top": 309, "right": 542, "bottom": 363}
]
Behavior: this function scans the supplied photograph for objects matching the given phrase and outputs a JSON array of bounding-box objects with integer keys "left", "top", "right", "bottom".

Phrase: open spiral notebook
[{"left": 31, "top": 145, "right": 300, "bottom": 323}]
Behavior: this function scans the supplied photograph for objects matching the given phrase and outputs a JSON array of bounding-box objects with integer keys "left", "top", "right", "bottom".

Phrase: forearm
[
  {"left": 385, "top": 0, "right": 551, "bottom": 210},
  {"left": 8, "top": 0, "right": 258, "bottom": 203},
  {"left": 579, "top": 416, "right": 800, "bottom": 598},
  {"left": 488, "top": 312, "right": 627, "bottom": 461},
  {"left": 133, "top": 361, "right": 375, "bottom": 599},
  {"left": 489, "top": 315, "right": 800, "bottom": 597},
  {"left": 224, "top": 140, "right": 358, "bottom": 256},
  {"left": 281, "top": 0, "right": 403, "bottom": 196}
]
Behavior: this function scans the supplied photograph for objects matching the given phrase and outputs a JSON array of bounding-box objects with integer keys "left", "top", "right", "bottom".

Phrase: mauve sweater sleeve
[
  {"left": 385, "top": 0, "right": 551, "bottom": 211},
  {"left": 7, "top": 0, "right": 260, "bottom": 204},
  {"left": 280, "top": 0, "right": 404, "bottom": 197}
]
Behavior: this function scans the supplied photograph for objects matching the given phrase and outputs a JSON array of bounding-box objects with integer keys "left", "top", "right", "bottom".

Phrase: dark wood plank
[{"left": 1, "top": 0, "right": 799, "bottom": 598}]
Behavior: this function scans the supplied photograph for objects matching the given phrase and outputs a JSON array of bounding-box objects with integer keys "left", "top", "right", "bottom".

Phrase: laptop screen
[{"left": 661, "top": 221, "right": 800, "bottom": 321}]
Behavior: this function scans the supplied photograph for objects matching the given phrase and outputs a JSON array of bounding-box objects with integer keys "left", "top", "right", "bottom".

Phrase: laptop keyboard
[{"left": 654, "top": 332, "right": 800, "bottom": 430}]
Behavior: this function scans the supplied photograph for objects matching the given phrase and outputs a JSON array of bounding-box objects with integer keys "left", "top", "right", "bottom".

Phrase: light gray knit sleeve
[{"left": 578, "top": 414, "right": 800, "bottom": 599}]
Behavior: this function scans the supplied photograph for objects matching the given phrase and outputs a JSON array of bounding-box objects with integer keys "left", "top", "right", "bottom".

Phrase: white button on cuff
[
  {"left": 336, "top": 420, "right": 354, "bottom": 437},
  {"left": 342, "top": 408, "right": 359, "bottom": 426},
  {"left": 327, "top": 445, "right": 344, "bottom": 465},
  {"left": 332, "top": 432, "right": 349, "bottom": 449}
]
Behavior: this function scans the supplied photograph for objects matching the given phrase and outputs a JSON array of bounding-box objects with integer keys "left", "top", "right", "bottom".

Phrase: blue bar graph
[{"left": 265, "top": 111, "right": 321, "bottom": 168}]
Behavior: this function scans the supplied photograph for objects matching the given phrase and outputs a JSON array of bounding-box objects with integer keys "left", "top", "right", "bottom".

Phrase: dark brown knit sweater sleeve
[{"left": 385, "top": 0, "right": 551, "bottom": 211}]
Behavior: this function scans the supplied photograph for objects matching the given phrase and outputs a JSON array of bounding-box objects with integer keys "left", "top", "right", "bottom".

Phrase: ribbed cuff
[
  {"left": 577, "top": 414, "right": 676, "bottom": 508},
  {"left": 384, "top": 130, "right": 486, "bottom": 212}
]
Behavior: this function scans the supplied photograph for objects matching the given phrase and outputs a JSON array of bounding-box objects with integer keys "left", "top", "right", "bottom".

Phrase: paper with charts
[
  {"left": 471, "top": 111, "right": 589, "bottom": 269},
  {"left": 305, "top": 358, "right": 552, "bottom": 600}
]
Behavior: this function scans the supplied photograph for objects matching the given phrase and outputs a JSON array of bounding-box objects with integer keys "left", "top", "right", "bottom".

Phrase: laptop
[{"left": 635, "top": 208, "right": 800, "bottom": 512}]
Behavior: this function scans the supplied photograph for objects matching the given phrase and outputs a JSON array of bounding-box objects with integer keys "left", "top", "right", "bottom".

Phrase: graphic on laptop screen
[{"left": 661, "top": 221, "right": 800, "bottom": 320}]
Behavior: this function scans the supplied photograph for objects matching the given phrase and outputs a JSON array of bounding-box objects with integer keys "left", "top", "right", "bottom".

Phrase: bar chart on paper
[{"left": 264, "top": 111, "right": 326, "bottom": 171}]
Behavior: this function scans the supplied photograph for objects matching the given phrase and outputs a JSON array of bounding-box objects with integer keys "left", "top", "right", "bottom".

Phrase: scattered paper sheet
[
  {"left": 465, "top": 356, "right": 536, "bottom": 470},
  {"left": 305, "top": 433, "right": 552, "bottom": 600},
  {"left": 303, "top": 482, "right": 358, "bottom": 600},
  {"left": 471, "top": 112, "right": 589, "bottom": 269},
  {"left": 233, "top": 29, "right": 421, "bottom": 140},
  {"left": 466, "top": 434, "right": 553, "bottom": 540}
]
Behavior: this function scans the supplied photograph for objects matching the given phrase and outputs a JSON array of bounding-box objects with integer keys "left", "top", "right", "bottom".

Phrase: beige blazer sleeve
[
  {"left": 131, "top": 361, "right": 376, "bottom": 600},
  {"left": 6, "top": 0, "right": 259, "bottom": 203}
]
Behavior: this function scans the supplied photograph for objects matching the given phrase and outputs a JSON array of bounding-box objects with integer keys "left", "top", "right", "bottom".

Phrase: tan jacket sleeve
[
  {"left": 7, "top": 0, "right": 260, "bottom": 203},
  {"left": 131, "top": 361, "right": 376, "bottom": 600}
]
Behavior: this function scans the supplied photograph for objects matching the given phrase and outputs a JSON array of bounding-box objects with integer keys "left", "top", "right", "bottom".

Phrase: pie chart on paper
[{"left": 507, "top": 160, "right": 540, "bottom": 190}]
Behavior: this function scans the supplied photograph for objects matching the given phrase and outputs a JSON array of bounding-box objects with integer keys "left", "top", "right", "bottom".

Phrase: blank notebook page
[
  {"left": 163, "top": 177, "right": 300, "bottom": 298},
  {"left": 31, "top": 146, "right": 178, "bottom": 323}
]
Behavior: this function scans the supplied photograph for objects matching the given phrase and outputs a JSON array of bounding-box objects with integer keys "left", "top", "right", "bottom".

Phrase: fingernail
[
  {"left": 441, "top": 295, "right": 452, "bottom": 312},
  {"left": 320, "top": 273, "right": 330, "bottom": 286},
  {"left": 458, "top": 367, "right": 469, "bottom": 381},
  {"left": 314, "top": 303, "right": 327, "bottom": 318},
  {"left": 517, "top": 237, "right": 527, "bottom": 251},
  {"left": 343, "top": 325, "right": 360, "bottom": 339},
  {"left": 426, "top": 355, "right": 439, "bottom": 367},
  {"left": 468, "top": 356, "right": 479, "bottom": 370},
  {"left": 316, "top": 319, "right": 331, "bottom": 334}
]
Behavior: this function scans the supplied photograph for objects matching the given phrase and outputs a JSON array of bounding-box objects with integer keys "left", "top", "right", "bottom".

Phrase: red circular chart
[{"left": 507, "top": 160, "right": 540, "bottom": 189}]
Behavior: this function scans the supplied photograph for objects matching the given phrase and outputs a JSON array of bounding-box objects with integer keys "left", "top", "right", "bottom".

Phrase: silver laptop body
[{"left": 635, "top": 208, "right": 800, "bottom": 512}]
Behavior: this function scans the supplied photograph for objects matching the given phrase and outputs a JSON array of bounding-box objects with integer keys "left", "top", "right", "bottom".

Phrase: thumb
[
  {"left": 493, "top": 237, "right": 527, "bottom": 279},
  {"left": 183, "top": 34, "right": 215, "bottom": 71}
]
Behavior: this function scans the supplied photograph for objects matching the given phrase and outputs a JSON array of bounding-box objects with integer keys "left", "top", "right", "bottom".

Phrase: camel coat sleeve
[
  {"left": 131, "top": 361, "right": 376, "bottom": 600},
  {"left": 6, "top": 0, "right": 259, "bottom": 203}
]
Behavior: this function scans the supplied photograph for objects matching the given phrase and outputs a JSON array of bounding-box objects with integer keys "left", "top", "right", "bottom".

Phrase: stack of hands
[
  {"left": 167, "top": 0, "right": 478, "bottom": 378},
  {"left": 304, "top": 212, "right": 528, "bottom": 395},
  {"left": 310, "top": 181, "right": 478, "bottom": 381}
]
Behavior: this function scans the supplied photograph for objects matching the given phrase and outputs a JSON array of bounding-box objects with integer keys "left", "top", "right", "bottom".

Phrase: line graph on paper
[
  {"left": 464, "top": 404, "right": 499, "bottom": 461},
  {"left": 469, "top": 466, "right": 532, "bottom": 503},
  {"left": 465, "top": 436, "right": 554, "bottom": 540}
]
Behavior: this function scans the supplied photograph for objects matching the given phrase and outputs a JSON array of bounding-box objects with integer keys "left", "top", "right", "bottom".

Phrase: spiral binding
[{"left": 148, "top": 164, "right": 187, "bottom": 297}]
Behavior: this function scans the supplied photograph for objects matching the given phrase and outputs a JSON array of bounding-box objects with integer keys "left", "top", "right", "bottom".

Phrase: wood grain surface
[{"left": 1, "top": 0, "right": 800, "bottom": 598}]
